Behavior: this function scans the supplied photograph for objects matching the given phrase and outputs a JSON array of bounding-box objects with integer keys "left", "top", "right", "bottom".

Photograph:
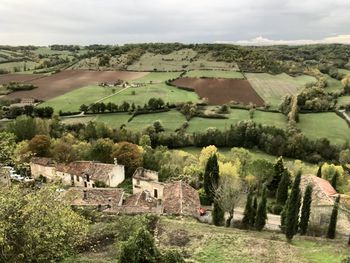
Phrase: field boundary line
[{"left": 94, "top": 86, "right": 131, "bottom": 104}]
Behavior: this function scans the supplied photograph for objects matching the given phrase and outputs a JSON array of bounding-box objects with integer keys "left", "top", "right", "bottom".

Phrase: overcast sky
[{"left": 1, "top": 0, "right": 350, "bottom": 45}]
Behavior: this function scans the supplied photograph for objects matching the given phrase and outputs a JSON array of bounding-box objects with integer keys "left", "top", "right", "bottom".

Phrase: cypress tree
[
  {"left": 285, "top": 171, "right": 302, "bottom": 241},
  {"left": 348, "top": 233, "right": 350, "bottom": 246},
  {"left": 327, "top": 195, "right": 340, "bottom": 239},
  {"left": 255, "top": 187, "right": 267, "bottom": 231},
  {"left": 331, "top": 171, "right": 338, "bottom": 192},
  {"left": 212, "top": 200, "right": 224, "bottom": 226},
  {"left": 268, "top": 156, "right": 285, "bottom": 195},
  {"left": 276, "top": 170, "right": 290, "bottom": 205},
  {"left": 203, "top": 154, "right": 219, "bottom": 203},
  {"left": 299, "top": 184, "right": 313, "bottom": 235},
  {"left": 317, "top": 163, "right": 323, "bottom": 178},
  {"left": 242, "top": 191, "right": 253, "bottom": 228},
  {"left": 250, "top": 196, "right": 258, "bottom": 227}
]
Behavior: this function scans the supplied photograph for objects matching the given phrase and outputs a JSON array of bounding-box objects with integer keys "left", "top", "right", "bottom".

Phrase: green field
[
  {"left": 184, "top": 70, "right": 244, "bottom": 79},
  {"left": 186, "top": 109, "right": 287, "bottom": 133},
  {"left": 246, "top": 73, "right": 317, "bottom": 108},
  {"left": 40, "top": 85, "right": 116, "bottom": 113},
  {"left": 0, "top": 61, "right": 39, "bottom": 73},
  {"left": 337, "top": 96, "right": 350, "bottom": 107},
  {"left": 127, "top": 49, "right": 238, "bottom": 71},
  {"left": 102, "top": 83, "right": 201, "bottom": 106},
  {"left": 132, "top": 72, "right": 182, "bottom": 83},
  {"left": 297, "top": 113, "right": 350, "bottom": 145},
  {"left": 325, "top": 74, "right": 344, "bottom": 92}
]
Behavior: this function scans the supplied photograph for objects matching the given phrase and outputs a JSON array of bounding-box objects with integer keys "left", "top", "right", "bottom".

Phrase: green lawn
[
  {"left": 40, "top": 85, "right": 116, "bottom": 113},
  {"left": 102, "top": 83, "right": 201, "bottom": 106},
  {"left": 337, "top": 96, "right": 350, "bottom": 107},
  {"left": 127, "top": 110, "right": 186, "bottom": 131},
  {"left": 132, "top": 72, "right": 182, "bottom": 83},
  {"left": 94, "top": 113, "right": 132, "bottom": 128},
  {"left": 184, "top": 70, "right": 244, "bottom": 79},
  {"left": 246, "top": 73, "right": 317, "bottom": 108},
  {"left": 297, "top": 113, "right": 350, "bottom": 145}
]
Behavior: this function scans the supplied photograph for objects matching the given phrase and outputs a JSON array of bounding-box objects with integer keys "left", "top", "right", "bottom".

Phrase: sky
[{"left": 1, "top": 0, "right": 350, "bottom": 45}]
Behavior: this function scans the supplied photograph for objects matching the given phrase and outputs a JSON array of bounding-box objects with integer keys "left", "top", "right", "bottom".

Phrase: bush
[
  {"left": 161, "top": 249, "right": 185, "bottom": 263},
  {"left": 198, "top": 188, "right": 211, "bottom": 206},
  {"left": 268, "top": 201, "right": 284, "bottom": 215}
]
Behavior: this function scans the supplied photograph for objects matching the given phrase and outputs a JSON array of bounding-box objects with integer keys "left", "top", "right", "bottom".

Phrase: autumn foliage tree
[
  {"left": 112, "top": 141, "right": 143, "bottom": 177},
  {"left": 28, "top": 134, "right": 51, "bottom": 157}
]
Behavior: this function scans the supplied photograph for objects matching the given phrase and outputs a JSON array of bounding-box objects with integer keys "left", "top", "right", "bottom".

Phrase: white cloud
[{"left": 216, "top": 35, "right": 350, "bottom": 46}]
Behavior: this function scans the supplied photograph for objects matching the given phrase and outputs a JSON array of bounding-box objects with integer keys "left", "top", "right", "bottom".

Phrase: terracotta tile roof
[
  {"left": 163, "top": 181, "right": 200, "bottom": 217},
  {"left": 124, "top": 191, "right": 158, "bottom": 208},
  {"left": 312, "top": 176, "right": 338, "bottom": 197},
  {"left": 56, "top": 161, "right": 121, "bottom": 182},
  {"left": 31, "top": 157, "right": 56, "bottom": 166},
  {"left": 67, "top": 187, "right": 124, "bottom": 209},
  {"left": 132, "top": 167, "right": 159, "bottom": 181}
]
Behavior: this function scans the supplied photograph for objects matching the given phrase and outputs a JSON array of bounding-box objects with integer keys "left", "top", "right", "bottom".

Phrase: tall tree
[
  {"left": 327, "top": 195, "right": 341, "bottom": 239},
  {"left": 299, "top": 184, "right": 313, "bottom": 235},
  {"left": 285, "top": 171, "right": 302, "bottom": 241},
  {"left": 268, "top": 156, "right": 285, "bottom": 195},
  {"left": 255, "top": 186, "right": 267, "bottom": 231},
  {"left": 276, "top": 170, "right": 290, "bottom": 205},
  {"left": 242, "top": 191, "right": 253, "bottom": 229},
  {"left": 212, "top": 200, "right": 224, "bottom": 226},
  {"left": 204, "top": 154, "right": 219, "bottom": 203},
  {"left": 331, "top": 171, "right": 338, "bottom": 192},
  {"left": 317, "top": 163, "right": 323, "bottom": 178},
  {"left": 251, "top": 196, "right": 258, "bottom": 227}
]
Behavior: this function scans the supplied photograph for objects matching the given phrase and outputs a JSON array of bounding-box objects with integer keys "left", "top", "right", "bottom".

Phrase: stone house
[
  {"left": 132, "top": 167, "right": 164, "bottom": 199},
  {"left": 300, "top": 175, "right": 350, "bottom": 235},
  {"left": 30, "top": 158, "right": 125, "bottom": 188}
]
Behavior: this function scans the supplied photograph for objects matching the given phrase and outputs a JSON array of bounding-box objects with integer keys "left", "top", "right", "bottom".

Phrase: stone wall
[{"left": 132, "top": 178, "right": 164, "bottom": 199}]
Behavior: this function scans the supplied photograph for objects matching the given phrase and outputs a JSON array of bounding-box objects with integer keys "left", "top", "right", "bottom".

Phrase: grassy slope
[
  {"left": 184, "top": 70, "right": 244, "bottom": 79},
  {"left": 68, "top": 217, "right": 350, "bottom": 263},
  {"left": 324, "top": 74, "right": 344, "bottom": 92},
  {"left": 337, "top": 96, "right": 350, "bottom": 107},
  {"left": 297, "top": 113, "right": 350, "bottom": 145}
]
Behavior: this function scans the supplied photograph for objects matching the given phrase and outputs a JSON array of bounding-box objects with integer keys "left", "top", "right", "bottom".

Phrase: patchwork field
[
  {"left": 184, "top": 70, "right": 244, "bottom": 79},
  {"left": 5, "top": 70, "right": 148, "bottom": 100},
  {"left": 172, "top": 77, "right": 264, "bottom": 106},
  {"left": 297, "top": 113, "right": 350, "bottom": 145},
  {"left": 245, "top": 73, "right": 317, "bottom": 108},
  {"left": 127, "top": 49, "right": 238, "bottom": 71}
]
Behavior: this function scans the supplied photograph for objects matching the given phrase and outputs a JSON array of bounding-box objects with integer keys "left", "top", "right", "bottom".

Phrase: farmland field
[
  {"left": 127, "top": 49, "right": 238, "bottom": 71},
  {"left": 5, "top": 70, "right": 148, "bottom": 100},
  {"left": 324, "top": 74, "right": 344, "bottom": 92},
  {"left": 40, "top": 85, "right": 117, "bottom": 113},
  {"left": 246, "top": 73, "right": 317, "bottom": 108},
  {"left": 102, "top": 83, "right": 201, "bottom": 106},
  {"left": 0, "top": 73, "right": 45, "bottom": 85},
  {"left": 297, "top": 113, "right": 350, "bottom": 145},
  {"left": 0, "top": 61, "right": 39, "bottom": 73},
  {"left": 184, "top": 70, "right": 244, "bottom": 79},
  {"left": 132, "top": 72, "right": 182, "bottom": 83},
  {"left": 172, "top": 77, "right": 264, "bottom": 106}
]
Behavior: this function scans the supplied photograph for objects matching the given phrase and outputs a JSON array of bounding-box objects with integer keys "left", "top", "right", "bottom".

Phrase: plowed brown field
[
  {"left": 0, "top": 74, "right": 45, "bottom": 85},
  {"left": 4, "top": 70, "right": 149, "bottom": 100},
  {"left": 172, "top": 77, "right": 265, "bottom": 106}
]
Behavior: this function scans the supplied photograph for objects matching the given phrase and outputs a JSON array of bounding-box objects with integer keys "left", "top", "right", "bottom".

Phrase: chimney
[{"left": 114, "top": 158, "right": 118, "bottom": 165}]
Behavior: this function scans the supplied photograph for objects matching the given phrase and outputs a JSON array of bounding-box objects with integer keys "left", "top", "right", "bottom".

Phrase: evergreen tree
[
  {"left": 268, "top": 156, "right": 285, "bottom": 195},
  {"left": 327, "top": 195, "right": 341, "bottom": 239},
  {"left": 250, "top": 196, "right": 258, "bottom": 227},
  {"left": 255, "top": 187, "right": 267, "bottom": 231},
  {"left": 203, "top": 154, "right": 219, "bottom": 203},
  {"left": 299, "top": 184, "right": 313, "bottom": 235},
  {"left": 212, "top": 200, "right": 224, "bottom": 226},
  {"left": 331, "top": 171, "right": 338, "bottom": 192},
  {"left": 285, "top": 171, "right": 302, "bottom": 241},
  {"left": 276, "top": 170, "right": 290, "bottom": 205},
  {"left": 317, "top": 163, "right": 323, "bottom": 178},
  {"left": 242, "top": 191, "right": 253, "bottom": 228}
]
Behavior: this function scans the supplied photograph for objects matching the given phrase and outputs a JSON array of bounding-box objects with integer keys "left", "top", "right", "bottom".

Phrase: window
[
  {"left": 86, "top": 174, "right": 90, "bottom": 182},
  {"left": 83, "top": 190, "right": 87, "bottom": 200},
  {"left": 76, "top": 175, "right": 80, "bottom": 182},
  {"left": 154, "top": 189, "right": 158, "bottom": 198},
  {"left": 137, "top": 179, "right": 140, "bottom": 185},
  {"left": 84, "top": 182, "right": 87, "bottom": 187}
]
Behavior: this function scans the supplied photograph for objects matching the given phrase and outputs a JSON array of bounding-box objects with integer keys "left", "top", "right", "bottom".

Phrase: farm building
[
  {"left": 132, "top": 167, "right": 164, "bottom": 199},
  {"left": 67, "top": 187, "right": 124, "bottom": 211},
  {"left": 300, "top": 175, "right": 350, "bottom": 235},
  {"left": 30, "top": 157, "right": 125, "bottom": 187}
]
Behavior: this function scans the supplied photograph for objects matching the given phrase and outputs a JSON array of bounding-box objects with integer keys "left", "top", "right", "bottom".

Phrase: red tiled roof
[{"left": 312, "top": 176, "right": 337, "bottom": 197}]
